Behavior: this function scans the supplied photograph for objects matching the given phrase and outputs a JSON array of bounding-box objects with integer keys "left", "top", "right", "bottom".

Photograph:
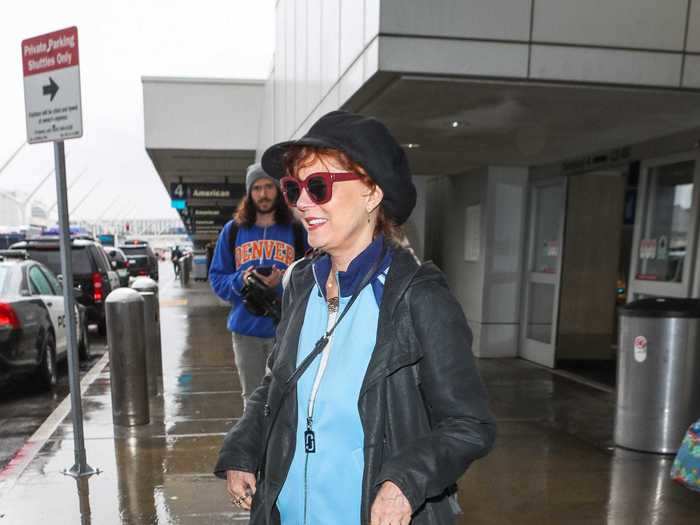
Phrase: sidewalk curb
[{"left": 0, "top": 352, "right": 110, "bottom": 500}]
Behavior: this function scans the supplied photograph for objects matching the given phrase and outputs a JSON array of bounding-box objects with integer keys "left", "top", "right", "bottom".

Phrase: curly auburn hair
[
  {"left": 282, "top": 146, "right": 405, "bottom": 246},
  {"left": 233, "top": 184, "right": 293, "bottom": 227}
]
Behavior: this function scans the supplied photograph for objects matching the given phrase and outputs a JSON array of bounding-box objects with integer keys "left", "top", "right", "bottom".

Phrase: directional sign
[
  {"left": 170, "top": 182, "right": 245, "bottom": 201},
  {"left": 178, "top": 206, "right": 234, "bottom": 234},
  {"left": 179, "top": 206, "right": 235, "bottom": 220},
  {"left": 22, "top": 27, "right": 83, "bottom": 144}
]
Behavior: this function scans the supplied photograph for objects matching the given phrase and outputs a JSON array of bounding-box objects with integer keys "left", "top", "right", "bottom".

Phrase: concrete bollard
[
  {"left": 179, "top": 254, "right": 192, "bottom": 285},
  {"left": 140, "top": 292, "right": 159, "bottom": 397},
  {"left": 131, "top": 277, "right": 163, "bottom": 396},
  {"left": 105, "top": 288, "right": 149, "bottom": 426},
  {"left": 131, "top": 276, "right": 159, "bottom": 293}
]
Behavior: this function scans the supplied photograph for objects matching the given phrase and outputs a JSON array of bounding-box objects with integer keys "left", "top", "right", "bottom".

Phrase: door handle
[{"left": 47, "top": 301, "right": 53, "bottom": 307}]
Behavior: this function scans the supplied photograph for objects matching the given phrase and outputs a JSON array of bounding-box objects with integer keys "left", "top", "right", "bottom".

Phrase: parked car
[
  {"left": 99, "top": 246, "right": 121, "bottom": 291},
  {"left": 0, "top": 251, "right": 89, "bottom": 389},
  {"left": 10, "top": 237, "right": 118, "bottom": 336},
  {"left": 106, "top": 247, "right": 130, "bottom": 287},
  {"left": 120, "top": 240, "right": 159, "bottom": 281}
]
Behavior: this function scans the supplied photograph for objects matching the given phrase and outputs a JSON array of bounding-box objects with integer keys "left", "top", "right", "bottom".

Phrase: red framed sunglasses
[{"left": 280, "top": 172, "right": 362, "bottom": 206}]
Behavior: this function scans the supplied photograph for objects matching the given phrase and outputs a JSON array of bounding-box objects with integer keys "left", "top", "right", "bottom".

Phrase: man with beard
[{"left": 209, "top": 163, "right": 306, "bottom": 405}]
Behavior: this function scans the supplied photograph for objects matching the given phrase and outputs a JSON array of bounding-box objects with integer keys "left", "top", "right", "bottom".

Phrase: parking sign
[{"left": 22, "top": 26, "right": 83, "bottom": 143}]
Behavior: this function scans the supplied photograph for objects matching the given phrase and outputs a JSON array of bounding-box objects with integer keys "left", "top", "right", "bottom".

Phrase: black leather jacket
[{"left": 214, "top": 248, "right": 496, "bottom": 524}]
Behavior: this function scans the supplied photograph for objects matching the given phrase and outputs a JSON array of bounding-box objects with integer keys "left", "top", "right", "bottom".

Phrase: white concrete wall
[
  {"left": 684, "top": 2, "right": 700, "bottom": 87},
  {"left": 429, "top": 168, "right": 487, "bottom": 353},
  {"left": 143, "top": 77, "right": 264, "bottom": 150},
  {"left": 426, "top": 166, "right": 528, "bottom": 358},
  {"left": 404, "top": 176, "right": 427, "bottom": 261},
  {"left": 378, "top": 0, "right": 694, "bottom": 88},
  {"left": 533, "top": 0, "right": 687, "bottom": 50},
  {"left": 480, "top": 167, "right": 528, "bottom": 358},
  {"left": 257, "top": 70, "right": 275, "bottom": 161},
  {"left": 381, "top": 0, "right": 532, "bottom": 40},
  {"left": 263, "top": 0, "right": 699, "bottom": 156},
  {"left": 266, "top": 0, "right": 381, "bottom": 151}
]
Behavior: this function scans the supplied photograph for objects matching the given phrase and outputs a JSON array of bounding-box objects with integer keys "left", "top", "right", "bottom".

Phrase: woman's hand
[
  {"left": 226, "top": 470, "right": 256, "bottom": 511},
  {"left": 370, "top": 481, "right": 412, "bottom": 525}
]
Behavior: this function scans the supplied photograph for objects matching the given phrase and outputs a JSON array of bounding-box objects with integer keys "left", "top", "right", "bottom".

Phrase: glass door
[
  {"left": 520, "top": 176, "right": 567, "bottom": 368},
  {"left": 629, "top": 153, "right": 700, "bottom": 300}
]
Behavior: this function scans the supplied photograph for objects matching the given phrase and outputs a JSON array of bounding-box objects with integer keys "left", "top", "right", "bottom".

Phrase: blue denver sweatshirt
[{"left": 209, "top": 220, "right": 301, "bottom": 338}]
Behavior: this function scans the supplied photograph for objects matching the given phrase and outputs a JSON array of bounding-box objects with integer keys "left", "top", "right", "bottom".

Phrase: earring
[{"left": 367, "top": 210, "right": 371, "bottom": 224}]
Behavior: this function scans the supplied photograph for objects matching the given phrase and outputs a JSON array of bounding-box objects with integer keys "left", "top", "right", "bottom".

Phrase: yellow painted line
[{"left": 160, "top": 298, "right": 188, "bottom": 307}]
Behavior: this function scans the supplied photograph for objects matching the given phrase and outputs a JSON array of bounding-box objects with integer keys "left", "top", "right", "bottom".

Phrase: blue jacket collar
[{"left": 313, "top": 235, "right": 391, "bottom": 299}]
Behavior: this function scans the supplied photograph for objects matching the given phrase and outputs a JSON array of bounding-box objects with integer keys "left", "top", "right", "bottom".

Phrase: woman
[{"left": 214, "top": 111, "right": 496, "bottom": 525}]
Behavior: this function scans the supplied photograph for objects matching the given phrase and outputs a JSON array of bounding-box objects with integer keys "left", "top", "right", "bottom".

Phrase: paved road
[{"left": 0, "top": 335, "right": 108, "bottom": 470}]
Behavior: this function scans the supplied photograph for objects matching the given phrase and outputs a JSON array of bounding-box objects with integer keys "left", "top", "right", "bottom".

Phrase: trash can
[
  {"left": 179, "top": 254, "right": 192, "bottom": 284},
  {"left": 615, "top": 297, "right": 700, "bottom": 453},
  {"left": 192, "top": 250, "right": 208, "bottom": 281}
]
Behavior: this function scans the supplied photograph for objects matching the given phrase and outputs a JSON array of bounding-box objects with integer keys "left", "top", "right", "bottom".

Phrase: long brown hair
[
  {"left": 283, "top": 146, "right": 404, "bottom": 245},
  {"left": 233, "top": 187, "right": 293, "bottom": 227}
]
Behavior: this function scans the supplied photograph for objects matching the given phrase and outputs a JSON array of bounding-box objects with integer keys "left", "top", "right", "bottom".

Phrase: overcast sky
[{"left": 0, "top": 1, "right": 275, "bottom": 221}]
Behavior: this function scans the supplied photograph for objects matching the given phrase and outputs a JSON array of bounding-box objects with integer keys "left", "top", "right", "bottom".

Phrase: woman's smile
[{"left": 303, "top": 216, "right": 328, "bottom": 231}]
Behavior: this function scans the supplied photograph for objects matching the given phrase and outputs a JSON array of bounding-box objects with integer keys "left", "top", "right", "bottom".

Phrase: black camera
[
  {"left": 241, "top": 272, "right": 281, "bottom": 323},
  {"left": 254, "top": 265, "right": 274, "bottom": 277}
]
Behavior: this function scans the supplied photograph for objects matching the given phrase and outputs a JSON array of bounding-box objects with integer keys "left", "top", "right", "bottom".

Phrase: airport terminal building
[{"left": 143, "top": 0, "right": 700, "bottom": 381}]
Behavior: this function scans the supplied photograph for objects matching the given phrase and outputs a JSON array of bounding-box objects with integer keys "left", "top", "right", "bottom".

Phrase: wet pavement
[
  {"left": 0, "top": 262, "right": 698, "bottom": 524},
  {"left": 0, "top": 332, "right": 107, "bottom": 471}
]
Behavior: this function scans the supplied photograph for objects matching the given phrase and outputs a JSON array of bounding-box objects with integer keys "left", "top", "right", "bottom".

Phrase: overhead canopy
[
  {"left": 350, "top": 74, "right": 700, "bottom": 176},
  {"left": 142, "top": 77, "right": 265, "bottom": 241}
]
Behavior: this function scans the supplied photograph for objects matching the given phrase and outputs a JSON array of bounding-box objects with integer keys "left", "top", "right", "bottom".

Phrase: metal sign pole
[{"left": 54, "top": 140, "right": 96, "bottom": 478}]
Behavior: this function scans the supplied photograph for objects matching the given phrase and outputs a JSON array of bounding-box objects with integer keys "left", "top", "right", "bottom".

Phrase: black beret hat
[{"left": 261, "top": 111, "right": 416, "bottom": 225}]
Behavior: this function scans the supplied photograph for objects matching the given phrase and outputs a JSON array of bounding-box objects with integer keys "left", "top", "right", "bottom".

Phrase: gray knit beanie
[{"left": 245, "top": 163, "right": 279, "bottom": 194}]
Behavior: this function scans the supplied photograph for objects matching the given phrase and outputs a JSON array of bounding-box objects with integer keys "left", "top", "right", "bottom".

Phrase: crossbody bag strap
[
  {"left": 283, "top": 246, "right": 387, "bottom": 390},
  {"left": 259, "top": 247, "right": 388, "bottom": 469}
]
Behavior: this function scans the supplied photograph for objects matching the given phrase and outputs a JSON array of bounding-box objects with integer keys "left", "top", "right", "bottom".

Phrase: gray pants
[{"left": 231, "top": 333, "right": 274, "bottom": 403}]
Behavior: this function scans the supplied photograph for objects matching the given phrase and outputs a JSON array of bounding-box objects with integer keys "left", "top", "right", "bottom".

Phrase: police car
[
  {"left": 0, "top": 251, "right": 89, "bottom": 389},
  {"left": 10, "top": 237, "right": 119, "bottom": 336}
]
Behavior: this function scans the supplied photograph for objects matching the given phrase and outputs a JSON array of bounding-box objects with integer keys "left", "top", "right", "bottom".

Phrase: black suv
[
  {"left": 106, "top": 247, "right": 130, "bottom": 287},
  {"left": 10, "top": 237, "right": 118, "bottom": 335},
  {"left": 121, "top": 240, "right": 159, "bottom": 281}
]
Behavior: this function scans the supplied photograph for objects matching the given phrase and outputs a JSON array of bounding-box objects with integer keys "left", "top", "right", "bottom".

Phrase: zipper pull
[
  {"left": 304, "top": 417, "right": 316, "bottom": 453},
  {"left": 314, "top": 335, "right": 329, "bottom": 353}
]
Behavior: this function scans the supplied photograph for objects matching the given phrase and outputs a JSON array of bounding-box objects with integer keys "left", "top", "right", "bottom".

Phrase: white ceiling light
[{"left": 402, "top": 143, "right": 421, "bottom": 149}]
